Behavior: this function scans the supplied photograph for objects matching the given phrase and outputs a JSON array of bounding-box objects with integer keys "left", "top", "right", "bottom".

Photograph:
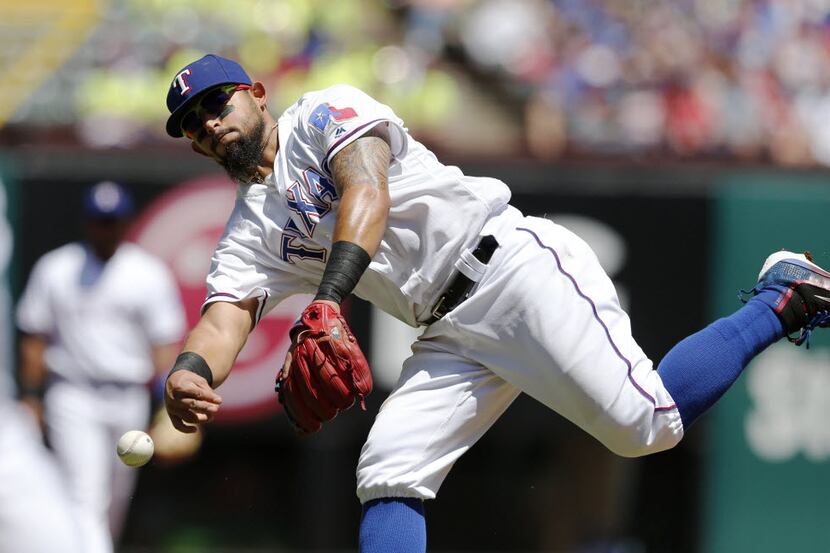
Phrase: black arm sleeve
[{"left": 314, "top": 241, "right": 371, "bottom": 304}]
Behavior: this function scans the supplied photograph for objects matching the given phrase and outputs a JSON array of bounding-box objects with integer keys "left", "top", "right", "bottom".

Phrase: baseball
[{"left": 116, "top": 430, "right": 154, "bottom": 467}]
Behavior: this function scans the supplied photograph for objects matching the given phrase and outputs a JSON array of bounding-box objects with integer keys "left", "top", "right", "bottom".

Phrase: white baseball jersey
[
  {"left": 16, "top": 242, "right": 186, "bottom": 384},
  {"left": 206, "top": 84, "right": 683, "bottom": 504},
  {"left": 205, "top": 84, "right": 511, "bottom": 326}
]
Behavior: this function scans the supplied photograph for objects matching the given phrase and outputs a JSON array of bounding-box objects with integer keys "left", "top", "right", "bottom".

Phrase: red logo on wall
[{"left": 129, "top": 175, "right": 308, "bottom": 424}]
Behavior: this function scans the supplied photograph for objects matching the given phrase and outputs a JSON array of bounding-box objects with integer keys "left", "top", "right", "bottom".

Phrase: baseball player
[
  {"left": 162, "top": 55, "right": 830, "bottom": 552},
  {"left": 0, "top": 402, "right": 82, "bottom": 553},
  {"left": 0, "top": 183, "right": 80, "bottom": 553},
  {"left": 16, "top": 181, "right": 186, "bottom": 553}
]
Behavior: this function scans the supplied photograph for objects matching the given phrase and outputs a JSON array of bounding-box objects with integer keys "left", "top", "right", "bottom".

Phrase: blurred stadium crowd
[{"left": 7, "top": 0, "right": 830, "bottom": 165}]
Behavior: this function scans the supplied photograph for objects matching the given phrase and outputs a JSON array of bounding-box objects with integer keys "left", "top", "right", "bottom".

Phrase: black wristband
[
  {"left": 315, "top": 241, "right": 371, "bottom": 304},
  {"left": 168, "top": 352, "right": 214, "bottom": 387}
]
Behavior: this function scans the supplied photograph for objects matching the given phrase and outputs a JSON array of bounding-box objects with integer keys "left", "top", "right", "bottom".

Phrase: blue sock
[
  {"left": 359, "top": 498, "right": 426, "bottom": 553},
  {"left": 657, "top": 289, "right": 785, "bottom": 428}
]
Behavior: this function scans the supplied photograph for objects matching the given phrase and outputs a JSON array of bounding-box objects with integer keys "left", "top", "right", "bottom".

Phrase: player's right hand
[{"left": 164, "top": 370, "right": 223, "bottom": 433}]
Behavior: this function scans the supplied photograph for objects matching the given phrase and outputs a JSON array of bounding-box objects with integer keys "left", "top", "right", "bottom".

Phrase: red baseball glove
[{"left": 276, "top": 301, "right": 372, "bottom": 433}]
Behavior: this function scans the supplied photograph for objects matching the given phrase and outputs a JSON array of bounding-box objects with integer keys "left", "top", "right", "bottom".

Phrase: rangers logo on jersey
[
  {"left": 309, "top": 103, "right": 358, "bottom": 131},
  {"left": 284, "top": 168, "right": 338, "bottom": 237},
  {"left": 280, "top": 169, "right": 339, "bottom": 264},
  {"left": 281, "top": 220, "right": 327, "bottom": 264}
]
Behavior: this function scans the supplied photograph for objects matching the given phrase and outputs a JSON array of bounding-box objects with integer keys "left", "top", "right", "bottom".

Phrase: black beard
[{"left": 220, "top": 116, "right": 266, "bottom": 183}]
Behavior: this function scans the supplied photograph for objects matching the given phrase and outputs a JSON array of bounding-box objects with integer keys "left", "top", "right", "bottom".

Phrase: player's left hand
[
  {"left": 276, "top": 300, "right": 373, "bottom": 433},
  {"left": 164, "top": 370, "right": 223, "bottom": 433}
]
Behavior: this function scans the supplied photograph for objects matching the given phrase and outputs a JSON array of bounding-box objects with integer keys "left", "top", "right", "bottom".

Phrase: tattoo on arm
[{"left": 330, "top": 124, "right": 392, "bottom": 196}]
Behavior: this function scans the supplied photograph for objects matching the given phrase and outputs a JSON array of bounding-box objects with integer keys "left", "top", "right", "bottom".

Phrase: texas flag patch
[{"left": 309, "top": 103, "right": 358, "bottom": 131}]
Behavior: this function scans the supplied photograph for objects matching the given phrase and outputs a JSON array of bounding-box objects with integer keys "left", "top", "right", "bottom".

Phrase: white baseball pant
[
  {"left": 0, "top": 402, "right": 81, "bottom": 552},
  {"left": 45, "top": 379, "right": 149, "bottom": 553},
  {"left": 357, "top": 209, "right": 684, "bottom": 502}
]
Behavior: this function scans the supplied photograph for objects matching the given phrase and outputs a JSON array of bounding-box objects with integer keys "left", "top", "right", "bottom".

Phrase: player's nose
[{"left": 202, "top": 113, "right": 222, "bottom": 135}]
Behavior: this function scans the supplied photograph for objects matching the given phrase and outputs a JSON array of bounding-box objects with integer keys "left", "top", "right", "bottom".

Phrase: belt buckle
[{"left": 430, "top": 295, "right": 448, "bottom": 321}]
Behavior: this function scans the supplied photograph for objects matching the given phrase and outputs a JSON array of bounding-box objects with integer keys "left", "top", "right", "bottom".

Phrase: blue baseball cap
[
  {"left": 83, "top": 181, "right": 134, "bottom": 219},
  {"left": 165, "top": 54, "right": 253, "bottom": 137}
]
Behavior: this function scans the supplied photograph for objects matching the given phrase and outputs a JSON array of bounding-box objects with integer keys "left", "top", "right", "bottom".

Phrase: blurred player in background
[
  {"left": 0, "top": 182, "right": 80, "bottom": 553},
  {"left": 0, "top": 401, "right": 81, "bottom": 553},
  {"left": 15, "top": 181, "right": 187, "bottom": 553},
  {"left": 162, "top": 55, "right": 830, "bottom": 553}
]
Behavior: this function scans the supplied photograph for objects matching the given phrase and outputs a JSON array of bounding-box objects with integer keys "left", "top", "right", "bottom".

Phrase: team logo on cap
[{"left": 173, "top": 68, "right": 193, "bottom": 95}]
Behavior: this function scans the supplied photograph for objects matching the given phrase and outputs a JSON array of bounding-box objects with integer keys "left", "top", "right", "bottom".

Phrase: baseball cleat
[{"left": 749, "top": 250, "right": 830, "bottom": 347}]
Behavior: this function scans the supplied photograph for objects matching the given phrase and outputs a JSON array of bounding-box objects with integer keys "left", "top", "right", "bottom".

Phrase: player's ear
[{"left": 251, "top": 82, "right": 267, "bottom": 111}]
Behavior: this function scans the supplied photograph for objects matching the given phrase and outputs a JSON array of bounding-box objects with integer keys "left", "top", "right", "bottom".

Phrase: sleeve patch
[{"left": 308, "top": 103, "right": 358, "bottom": 131}]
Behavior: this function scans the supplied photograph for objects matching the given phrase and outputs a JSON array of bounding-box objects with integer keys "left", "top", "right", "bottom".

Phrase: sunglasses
[{"left": 180, "top": 84, "right": 251, "bottom": 139}]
